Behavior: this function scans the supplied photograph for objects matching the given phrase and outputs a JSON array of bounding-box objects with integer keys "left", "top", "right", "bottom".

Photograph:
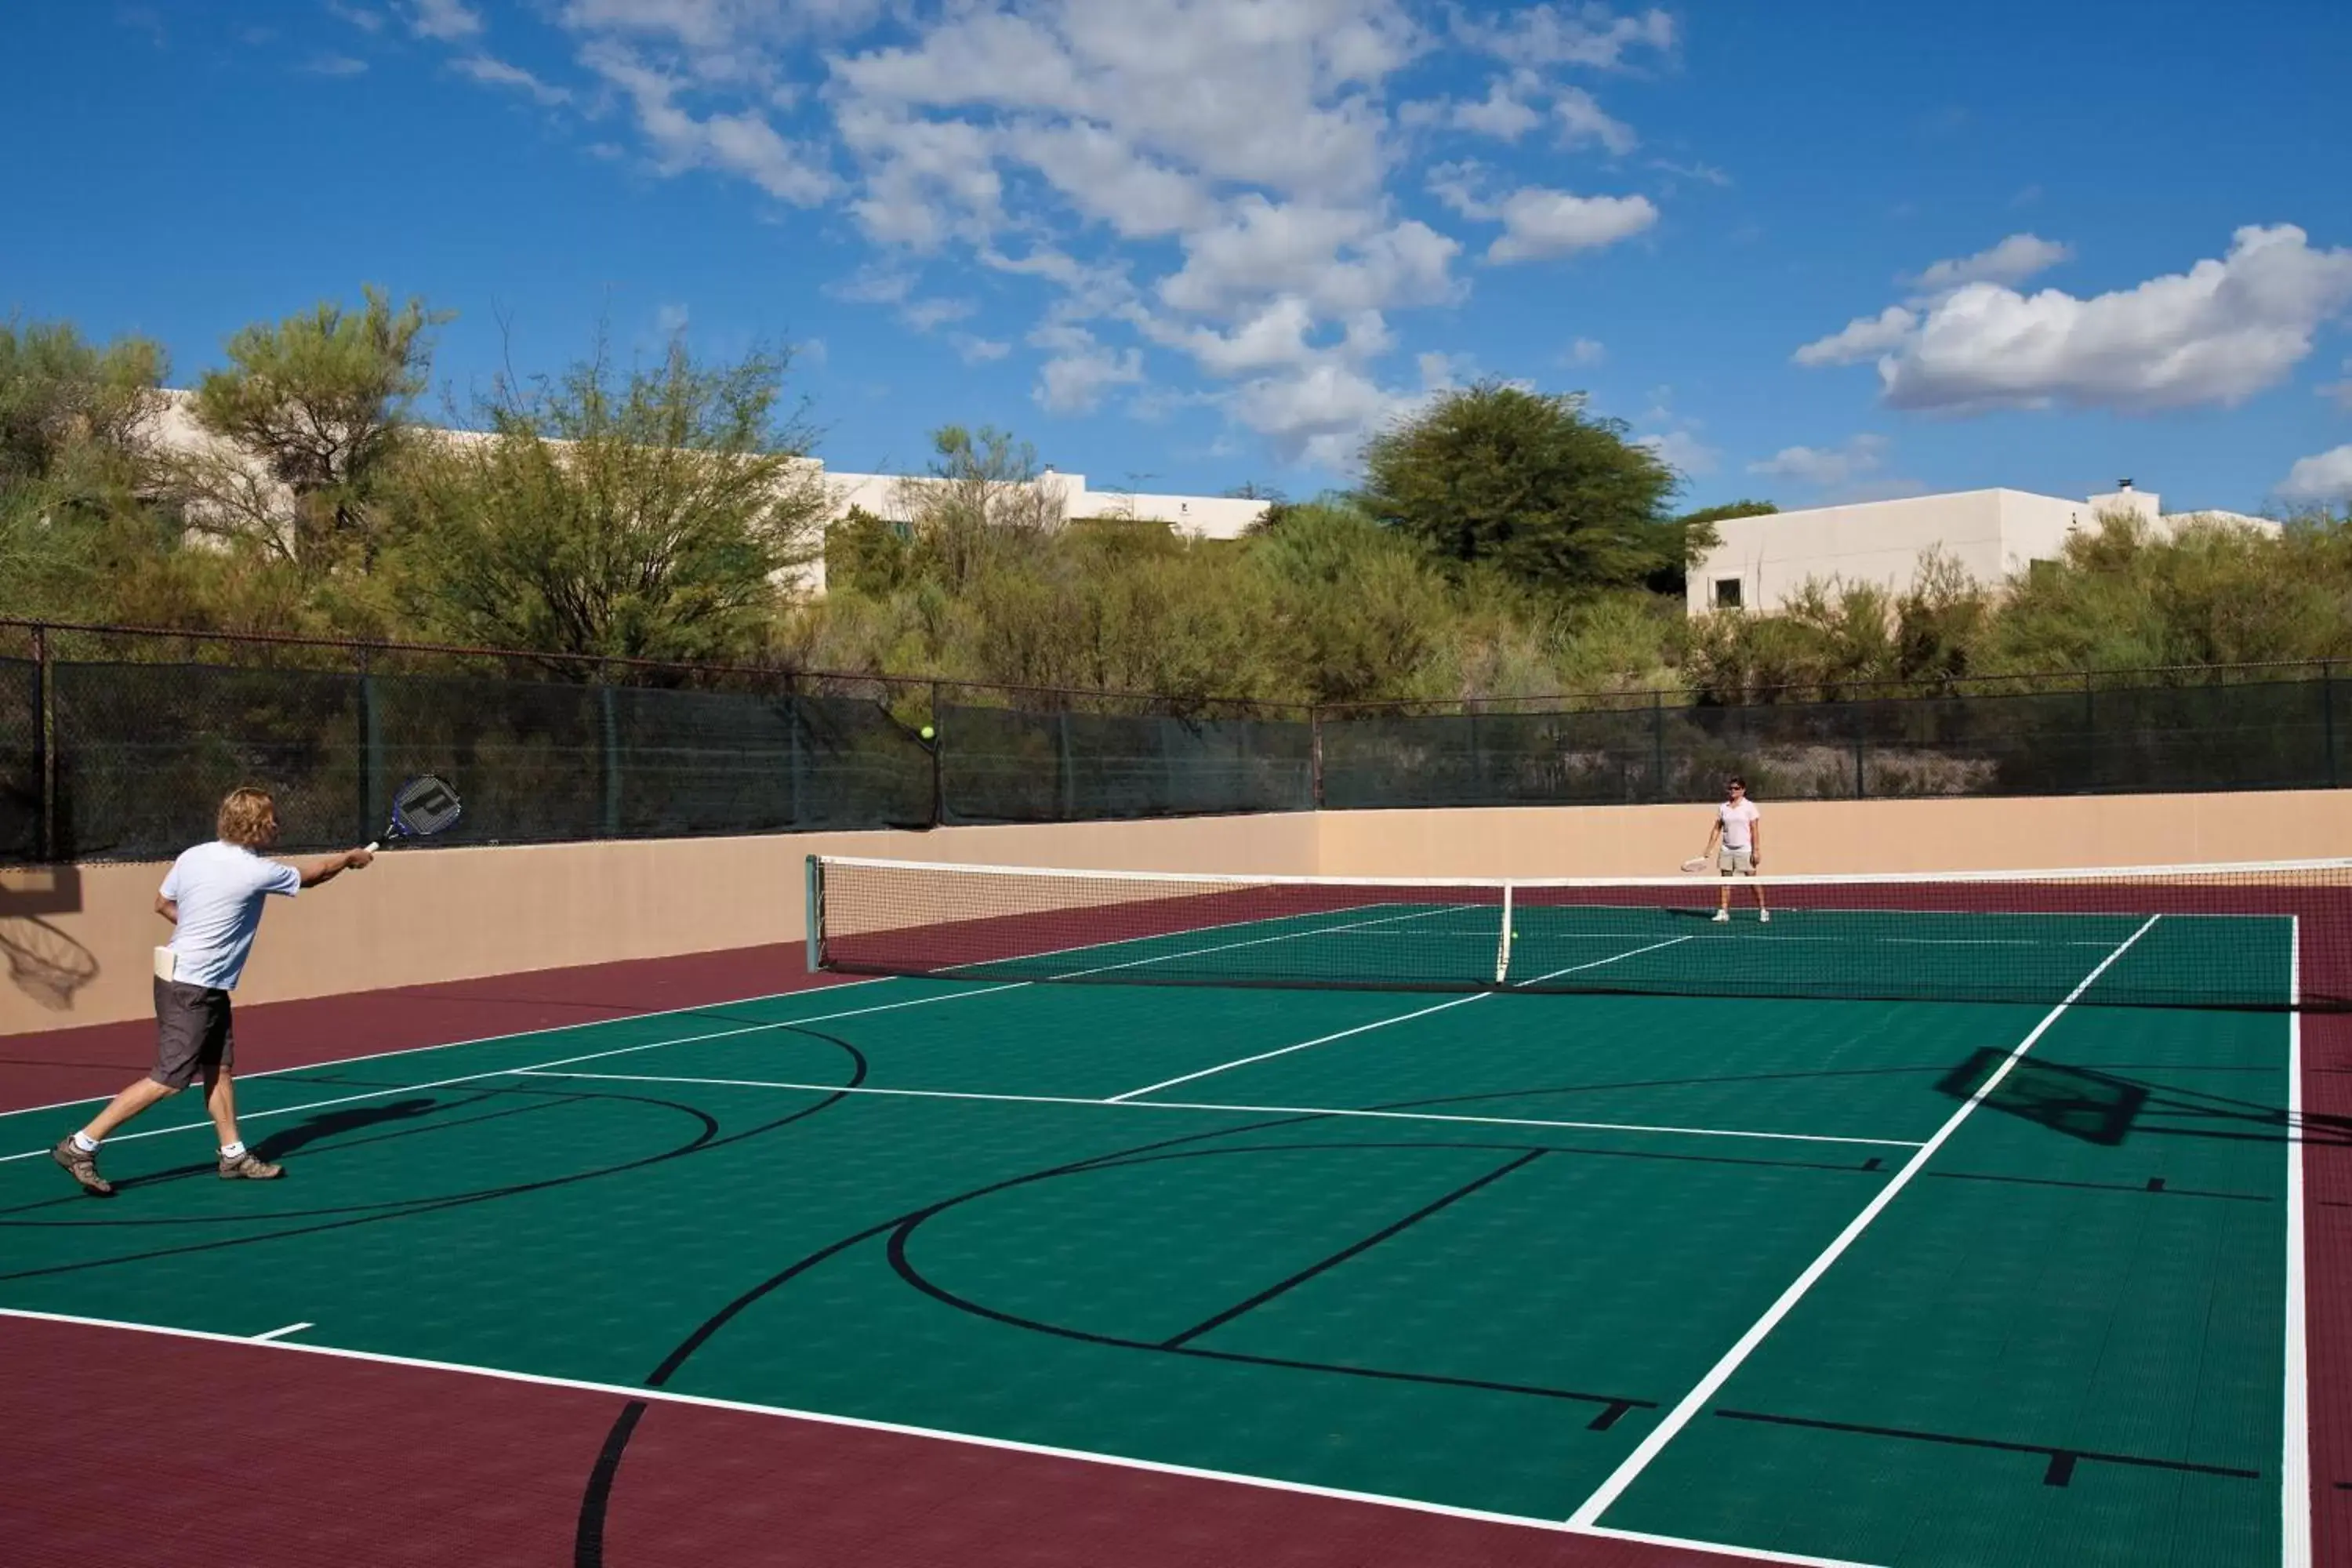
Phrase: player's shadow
[{"left": 250, "top": 1098, "right": 441, "bottom": 1163}]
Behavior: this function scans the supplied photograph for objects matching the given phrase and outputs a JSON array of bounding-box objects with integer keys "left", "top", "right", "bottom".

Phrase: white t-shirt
[
  {"left": 1717, "top": 798, "right": 1761, "bottom": 851},
  {"left": 160, "top": 840, "right": 301, "bottom": 991}
]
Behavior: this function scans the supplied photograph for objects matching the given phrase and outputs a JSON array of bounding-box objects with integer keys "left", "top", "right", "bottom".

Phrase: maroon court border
[{"left": 3, "top": 942, "right": 2345, "bottom": 1565}]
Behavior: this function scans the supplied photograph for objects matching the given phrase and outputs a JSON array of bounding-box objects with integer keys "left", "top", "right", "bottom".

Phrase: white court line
[
  {"left": 252, "top": 1321, "right": 312, "bottom": 1341},
  {"left": 1057, "top": 904, "right": 1461, "bottom": 981},
  {"left": 2285, "top": 915, "right": 2310, "bottom": 1568},
  {"left": 1563, "top": 912, "right": 2162, "bottom": 1531},
  {"left": 938, "top": 899, "right": 1447, "bottom": 975},
  {"left": 1104, "top": 994, "right": 1494, "bottom": 1102},
  {"left": 1344, "top": 931, "right": 2123, "bottom": 949},
  {"left": 0, "top": 983, "right": 1029, "bottom": 1166},
  {"left": 0, "top": 975, "right": 901, "bottom": 1125},
  {"left": 1103, "top": 931, "right": 1707, "bottom": 1102},
  {"left": 514, "top": 1069, "right": 1926, "bottom": 1150},
  {"left": 0, "top": 1306, "right": 1882, "bottom": 1568},
  {"left": 1515, "top": 936, "right": 1695, "bottom": 987}
]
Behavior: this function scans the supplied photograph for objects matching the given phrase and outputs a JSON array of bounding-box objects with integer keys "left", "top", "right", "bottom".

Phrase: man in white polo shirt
[
  {"left": 1702, "top": 775, "right": 1769, "bottom": 924},
  {"left": 51, "top": 787, "right": 373, "bottom": 1196}
]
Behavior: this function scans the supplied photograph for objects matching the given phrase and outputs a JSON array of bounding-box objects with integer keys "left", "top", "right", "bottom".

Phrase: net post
[
  {"left": 804, "top": 854, "right": 824, "bottom": 975},
  {"left": 1494, "top": 881, "right": 1514, "bottom": 985}
]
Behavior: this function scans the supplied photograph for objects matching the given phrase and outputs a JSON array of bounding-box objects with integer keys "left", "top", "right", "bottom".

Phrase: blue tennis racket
[{"left": 367, "top": 774, "right": 463, "bottom": 851}]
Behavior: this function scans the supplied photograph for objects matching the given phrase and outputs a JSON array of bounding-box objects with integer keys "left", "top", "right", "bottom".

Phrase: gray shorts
[
  {"left": 152, "top": 978, "right": 234, "bottom": 1090},
  {"left": 1719, "top": 846, "right": 1755, "bottom": 875}
]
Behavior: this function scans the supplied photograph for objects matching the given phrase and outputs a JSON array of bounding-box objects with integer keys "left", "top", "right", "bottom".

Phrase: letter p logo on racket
[{"left": 367, "top": 774, "right": 464, "bottom": 851}]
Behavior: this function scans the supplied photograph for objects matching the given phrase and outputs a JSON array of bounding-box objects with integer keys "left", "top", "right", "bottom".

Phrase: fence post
[
  {"left": 2326, "top": 661, "right": 2339, "bottom": 790},
  {"left": 928, "top": 682, "right": 944, "bottom": 827},
  {"left": 2082, "top": 672, "right": 2096, "bottom": 793},
  {"left": 1851, "top": 696, "right": 1867, "bottom": 800},
  {"left": 598, "top": 667, "right": 622, "bottom": 837},
  {"left": 784, "top": 674, "right": 804, "bottom": 830},
  {"left": 33, "top": 623, "right": 55, "bottom": 863},
  {"left": 1310, "top": 706, "right": 1326, "bottom": 811},
  {"left": 357, "top": 645, "right": 383, "bottom": 847},
  {"left": 1650, "top": 691, "right": 1666, "bottom": 804}
]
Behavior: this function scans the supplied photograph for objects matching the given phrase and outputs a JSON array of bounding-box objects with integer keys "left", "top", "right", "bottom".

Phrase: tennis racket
[
  {"left": 367, "top": 774, "right": 463, "bottom": 851},
  {"left": 1680, "top": 855, "right": 1711, "bottom": 873}
]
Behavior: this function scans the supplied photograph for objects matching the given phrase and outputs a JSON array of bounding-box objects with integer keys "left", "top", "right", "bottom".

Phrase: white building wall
[{"left": 1687, "top": 483, "right": 2278, "bottom": 616}]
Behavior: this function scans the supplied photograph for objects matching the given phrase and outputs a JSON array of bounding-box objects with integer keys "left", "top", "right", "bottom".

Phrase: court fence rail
[{"left": 0, "top": 619, "right": 2343, "bottom": 865}]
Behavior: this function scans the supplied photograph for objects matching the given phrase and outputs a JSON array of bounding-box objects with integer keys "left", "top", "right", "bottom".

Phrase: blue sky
[{"left": 5, "top": 0, "right": 2350, "bottom": 512}]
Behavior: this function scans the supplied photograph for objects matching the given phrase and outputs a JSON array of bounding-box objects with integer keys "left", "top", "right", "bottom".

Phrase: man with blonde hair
[{"left": 52, "top": 788, "right": 373, "bottom": 1196}]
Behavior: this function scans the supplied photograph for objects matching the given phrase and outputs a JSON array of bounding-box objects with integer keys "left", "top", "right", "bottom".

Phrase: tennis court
[{"left": 1, "top": 858, "right": 2339, "bottom": 1566}]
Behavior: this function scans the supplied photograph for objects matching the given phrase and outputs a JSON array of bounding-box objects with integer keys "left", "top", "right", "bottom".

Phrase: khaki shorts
[
  {"left": 1718, "top": 846, "right": 1755, "bottom": 876},
  {"left": 152, "top": 978, "right": 234, "bottom": 1090}
]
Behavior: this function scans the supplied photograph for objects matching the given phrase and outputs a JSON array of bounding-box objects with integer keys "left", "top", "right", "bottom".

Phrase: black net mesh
[
  {"left": 54, "top": 661, "right": 365, "bottom": 860},
  {"left": 939, "top": 703, "right": 1314, "bottom": 824},
  {"left": 0, "top": 656, "right": 43, "bottom": 862},
  {"left": 1318, "top": 677, "right": 2346, "bottom": 809},
  {"left": 10, "top": 630, "right": 2346, "bottom": 866}
]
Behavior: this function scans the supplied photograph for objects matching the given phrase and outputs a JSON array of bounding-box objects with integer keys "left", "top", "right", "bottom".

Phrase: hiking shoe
[
  {"left": 1711, "top": 909, "right": 1730, "bottom": 924},
  {"left": 53, "top": 1138, "right": 114, "bottom": 1196},
  {"left": 219, "top": 1151, "right": 283, "bottom": 1181}
]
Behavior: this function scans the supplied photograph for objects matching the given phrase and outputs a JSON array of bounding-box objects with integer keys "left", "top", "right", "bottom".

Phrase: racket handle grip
[{"left": 365, "top": 841, "right": 380, "bottom": 853}]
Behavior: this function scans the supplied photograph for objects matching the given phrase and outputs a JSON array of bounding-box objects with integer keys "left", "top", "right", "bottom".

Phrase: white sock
[
  {"left": 72, "top": 1131, "right": 100, "bottom": 1153},
  {"left": 220, "top": 1141, "right": 247, "bottom": 1161}
]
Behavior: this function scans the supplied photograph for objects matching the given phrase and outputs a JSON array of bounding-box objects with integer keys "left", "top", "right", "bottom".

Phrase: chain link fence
[{"left": 0, "top": 621, "right": 2340, "bottom": 864}]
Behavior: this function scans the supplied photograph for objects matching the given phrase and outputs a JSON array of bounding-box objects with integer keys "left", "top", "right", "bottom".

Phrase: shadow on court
[{"left": 1936, "top": 1045, "right": 2352, "bottom": 1148}]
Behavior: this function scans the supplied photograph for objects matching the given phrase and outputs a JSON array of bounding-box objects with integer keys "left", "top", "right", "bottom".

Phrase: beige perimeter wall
[{"left": 4, "top": 790, "right": 2347, "bottom": 1036}]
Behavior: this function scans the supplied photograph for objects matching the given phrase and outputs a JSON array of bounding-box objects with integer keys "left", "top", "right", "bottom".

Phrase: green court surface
[{"left": 0, "top": 908, "right": 2301, "bottom": 1568}]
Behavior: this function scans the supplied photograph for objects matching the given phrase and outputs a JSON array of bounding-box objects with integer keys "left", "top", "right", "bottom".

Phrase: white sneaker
[
  {"left": 1759, "top": 909, "right": 1771, "bottom": 924},
  {"left": 1711, "top": 909, "right": 1730, "bottom": 924}
]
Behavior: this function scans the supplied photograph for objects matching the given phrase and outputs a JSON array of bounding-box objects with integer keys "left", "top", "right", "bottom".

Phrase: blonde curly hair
[{"left": 216, "top": 788, "right": 279, "bottom": 848}]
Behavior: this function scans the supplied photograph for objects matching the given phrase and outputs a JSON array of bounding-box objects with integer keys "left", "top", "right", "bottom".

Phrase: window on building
[{"left": 1713, "top": 578, "right": 1743, "bottom": 610}]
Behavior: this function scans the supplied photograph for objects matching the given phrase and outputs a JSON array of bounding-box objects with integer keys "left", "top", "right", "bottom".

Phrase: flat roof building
[{"left": 1687, "top": 482, "right": 2278, "bottom": 616}]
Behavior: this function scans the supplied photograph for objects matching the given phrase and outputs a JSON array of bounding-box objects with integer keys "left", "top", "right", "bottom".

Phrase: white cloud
[
  {"left": 452, "top": 54, "right": 568, "bottom": 105},
  {"left": 1906, "top": 233, "right": 2071, "bottom": 295},
  {"left": 1031, "top": 324, "right": 1145, "bottom": 414},
  {"left": 2319, "top": 359, "right": 2352, "bottom": 410},
  {"left": 1553, "top": 87, "right": 1636, "bottom": 154},
  {"left": 900, "top": 296, "right": 976, "bottom": 332},
  {"left": 404, "top": 0, "right": 481, "bottom": 42},
  {"left": 302, "top": 54, "right": 370, "bottom": 76},
  {"left": 654, "top": 302, "right": 690, "bottom": 336},
  {"left": 416, "top": 0, "right": 1697, "bottom": 472},
  {"left": 1749, "top": 434, "right": 1892, "bottom": 488},
  {"left": 1874, "top": 225, "right": 2352, "bottom": 412},
  {"left": 1486, "top": 187, "right": 1657, "bottom": 263},
  {"left": 328, "top": 2, "right": 385, "bottom": 34},
  {"left": 2279, "top": 445, "right": 2352, "bottom": 503},
  {"left": 1450, "top": 81, "right": 1543, "bottom": 140},
  {"left": 1565, "top": 336, "right": 1606, "bottom": 367},
  {"left": 1793, "top": 306, "right": 1919, "bottom": 367},
  {"left": 583, "top": 42, "right": 834, "bottom": 204},
  {"left": 1455, "top": 4, "right": 1675, "bottom": 70},
  {"left": 1636, "top": 428, "right": 1718, "bottom": 477},
  {"left": 1650, "top": 158, "right": 1730, "bottom": 187}
]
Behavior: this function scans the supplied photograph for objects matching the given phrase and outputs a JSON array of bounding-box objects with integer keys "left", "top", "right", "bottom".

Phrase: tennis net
[{"left": 807, "top": 855, "right": 2352, "bottom": 1011}]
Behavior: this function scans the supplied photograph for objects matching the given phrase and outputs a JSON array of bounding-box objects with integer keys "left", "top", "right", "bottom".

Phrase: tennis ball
[{"left": 920, "top": 724, "right": 936, "bottom": 740}]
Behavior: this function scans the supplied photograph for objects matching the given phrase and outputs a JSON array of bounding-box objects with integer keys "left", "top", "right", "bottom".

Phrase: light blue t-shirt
[{"left": 160, "top": 840, "right": 301, "bottom": 990}]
